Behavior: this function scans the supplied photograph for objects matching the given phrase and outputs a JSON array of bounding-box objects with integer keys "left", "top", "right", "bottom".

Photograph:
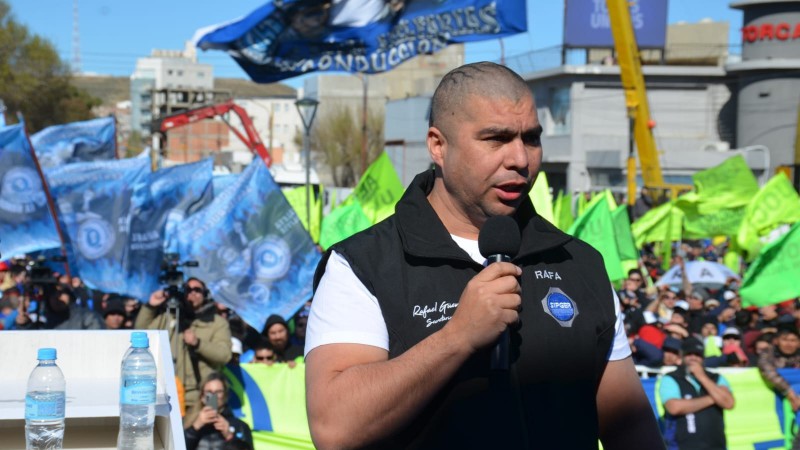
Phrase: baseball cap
[
  {"left": 231, "top": 337, "right": 243, "bottom": 355},
  {"left": 704, "top": 298, "right": 721, "bottom": 309},
  {"left": 681, "top": 337, "right": 705, "bottom": 355},
  {"left": 662, "top": 337, "right": 682, "bottom": 353},
  {"left": 674, "top": 300, "right": 690, "bottom": 312},
  {"left": 722, "top": 327, "right": 741, "bottom": 339},
  {"left": 723, "top": 290, "right": 737, "bottom": 301}
]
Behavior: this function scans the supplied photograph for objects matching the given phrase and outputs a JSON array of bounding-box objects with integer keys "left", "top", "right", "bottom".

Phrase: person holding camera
[
  {"left": 135, "top": 277, "right": 232, "bottom": 418},
  {"left": 184, "top": 372, "right": 253, "bottom": 450}
]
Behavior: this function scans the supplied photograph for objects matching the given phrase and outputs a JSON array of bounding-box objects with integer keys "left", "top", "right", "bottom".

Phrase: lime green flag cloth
[
  {"left": 282, "top": 185, "right": 323, "bottom": 243},
  {"left": 567, "top": 195, "right": 625, "bottom": 281},
  {"left": 692, "top": 155, "right": 760, "bottom": 214},
  {"left": 553, "top": 190, "right": 574, "bottom": 232},
  {"left": 721, "top": 369, "right": 785, "bottom": 450},
  {"left": 224, "top": 363, "right": 313, "bottom": 449},
  {"left": 352, "top": 152, "right": 404, "bottom": 224},
  {"left": 678, "top": 192, "right": 747, "bottom": 239},
  {"left": 611, "top": 205, "right": 639, "bottom": 261},
  {"left": 577, "top": 192, "right": 589, "bottom": 217},
  {"left": 631, "top": 201, "right": 683, "bottom": 248},
  {"left": 319, "top": 198, "right": 372, "bottom": 250},
  {"left": 318, "top": 152, "right": 404, "bottom": 249},
  {"left": 740, "top": 222, "right": 800, "bottom": 307},
  {"left": 737, "top": 173, "right": 800, "bottom": 259},
  {"left": 529, "top": 171, "right": 554, "bottom": 224}
]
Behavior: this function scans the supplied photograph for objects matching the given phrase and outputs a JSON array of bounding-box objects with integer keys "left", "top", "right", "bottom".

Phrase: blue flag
[
  {"left": 212, "top": 174, "right": 239, "bottom": 197},
  {"left": 0, "top": 124, "right": 62, "bottom": 257},
  {"left": 195, "top": 0, "right": 527, "bottom": 83},
  {"left": 31, "top": 117, "right": 116, "bottom": 169},
  {"left": 175, "top": 160, "right": 321, "bottom": 331},
  {"left": 46, "top": 156, "right": 151, "bottom": 298}
]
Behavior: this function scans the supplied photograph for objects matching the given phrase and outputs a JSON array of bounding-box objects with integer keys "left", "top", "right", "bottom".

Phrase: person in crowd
[
  {"left": 184, "top": 372, "right": 253, "bottom": 450},
  {"left": 16, "top": 285, "right": 104, "bottom": 330},
  {"left": 229, "top": 337, "right": 243, "bottom": 366},
  {"left": 136, "top": 277, "right": 232, "bottom": 418},
  {"left": 290, "top": 304, "right": 310, "bottom": 349},
  {"left": 647, "top": 290, "right": 679, "bottom": 324},
  {"left": 263, "top": 314, "right": 303, "bottom": 363},
  {"left": 70, "top": 276, "right": 93, "bottom": 309},
  {"left": 720, "top": 327, "right": 748, "bottom": 367},
  {"left": 305, "top": 62, "right": 663, "bottom": 449},
  {"left": 662, "top": 337, "right": 682, "bottom": 367},
  {"left": 252, "top": 339, "right": 278, "bottom": 366},
  {"left": 103, "top": 295, "right": 127, "bottom": 330},
  {"left": 618, "top": 269, "right": 649, "bottom": 310},
  {"left": 123, "top": 297, "right": 141, "bottom": 329},
  {"left": 758, "top": 328, "right": 800, "bottom": 412},
  {"left": 684, "top": 291, "right": 708, "bottom": 334},
  {"left": 0, "top": 288, "right": 21, "bottom": 329},
  {"left": 659, "top": 337, "right": 735, "bottom": 449}
]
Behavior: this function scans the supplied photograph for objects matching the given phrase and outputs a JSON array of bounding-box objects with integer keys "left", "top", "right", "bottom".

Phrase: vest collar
[{"left": 395, "top": 170, "right": 572, "bottom": 262}]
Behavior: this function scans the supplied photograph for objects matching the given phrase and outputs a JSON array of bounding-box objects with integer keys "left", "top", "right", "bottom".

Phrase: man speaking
[{"left": 304, "top": 62, "right": 663, "bottom": 449}]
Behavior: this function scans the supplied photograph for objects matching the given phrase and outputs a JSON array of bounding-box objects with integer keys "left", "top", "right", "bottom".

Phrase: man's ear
[{"left": 427, "top": 126, "right": 446, "bottom": 167}]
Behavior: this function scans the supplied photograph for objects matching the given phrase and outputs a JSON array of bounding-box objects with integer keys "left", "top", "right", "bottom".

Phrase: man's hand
[
  {"left": 686, "top": 360, "right": 706, "bottom": 380},
  {"left": 184, "top": 328, "right": 199, "bottom": 347},
  {"left": 148, "top": 290, "right": 167, "bottom": 308},
  {"left": 192, "top": 406, "right": 217, "bottom": 430},
  {"left": 445, "top": 262, "right": 522, "bottom": 353}
]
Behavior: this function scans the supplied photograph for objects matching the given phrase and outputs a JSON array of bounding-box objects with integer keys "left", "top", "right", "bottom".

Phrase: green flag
[
  {"left": 737, "top": 173, "right": 800, "bottom": 258},
  {"left": 692, "top": 155, "right": 759, "bottom": 214},
  {"left": 631, "top": 201, "right": 683, "bottom": 248},
  {"left": 678, "top": 192, "right": 747, "bottom": 239},
  {"left": 283, "top": 185, "right": 323, "bottom": 243},
  {"left": 740, "top": 222, "right": 800, "bottom": 307},
  {"left": 567, "top": 196, "right": 625, "bottom": 281},
  {"left": 611, "top": 205, "right": 639, "bottom": 260},
  {"left": 352, "top": 152, "right": 404, "bottom": 224},
  {"left": 577, "top": 192, "right": 589, "bottom": 217},
  {"left": 319, "top": 198, "right": 372, "bottom": 250},
  {"left": 553, "top": 190, "right": 574, "bottom": 232},
  {"left": 529, "top": 172, "right": 554, "bottom": 224}
]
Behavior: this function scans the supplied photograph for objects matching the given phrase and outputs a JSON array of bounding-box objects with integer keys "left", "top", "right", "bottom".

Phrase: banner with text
[
  {"left": 31, "top": 117, "right": 116, "bottom": 169},
  {"left": 195, "top": 0, "right": 527, "bottom": 83},
  {"left": 564, "top": 0, "right": 668, "bottom": 48}
]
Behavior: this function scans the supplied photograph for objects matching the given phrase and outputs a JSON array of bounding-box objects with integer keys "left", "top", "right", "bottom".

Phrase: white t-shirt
[{"left": 306, "top": 238, "right": 631, "bottom": 362}]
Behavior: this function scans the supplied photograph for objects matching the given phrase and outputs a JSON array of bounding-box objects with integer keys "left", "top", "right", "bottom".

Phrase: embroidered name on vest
[
  {"left": 534, "top": 270, "right": 562, "bottom": 280},
  {"left": 412, "top": 301, "right": 458, "bottom": 328}
]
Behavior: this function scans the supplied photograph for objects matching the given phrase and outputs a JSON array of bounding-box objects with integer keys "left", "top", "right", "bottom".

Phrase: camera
[{"left": 158, "top": 253, "right": 199, "bottom": 308}]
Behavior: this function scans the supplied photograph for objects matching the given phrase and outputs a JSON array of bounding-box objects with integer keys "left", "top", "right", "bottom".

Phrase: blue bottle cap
[
  {"left": 37, "top": 348, "right": 57, "bottom": 360},
  {"left": 130, "top": 331, "right": 147, "bottom": 343},
  {"left": 131, "top": 334, "right": 149, "bottom": 348}
]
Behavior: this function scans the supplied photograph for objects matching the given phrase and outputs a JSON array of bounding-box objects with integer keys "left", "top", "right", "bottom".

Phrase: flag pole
[{"left": 24, "top": 129, "right": 72, "bottom": 278}]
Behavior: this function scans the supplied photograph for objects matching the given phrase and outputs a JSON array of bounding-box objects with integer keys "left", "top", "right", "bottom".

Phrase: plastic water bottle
[
  {"left": 118, "top": 333, "right": 157, "bottom": 450},
  {"left": 121, "top": 332, "right": 148, "bottom": 368},
  {"left": 25, "top": 348, "right": 66, "bottom": 450}
]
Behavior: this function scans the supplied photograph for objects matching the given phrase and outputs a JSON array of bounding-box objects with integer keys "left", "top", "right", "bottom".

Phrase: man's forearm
[
  {"left": 306, "top": 326, "right": 472, "bottom": 449},
  {"left": 695, "top": 375, "right": 735, "bottom": 409},
  {"left": 664, "top": 396, "right": 715, "bottom": 416}
]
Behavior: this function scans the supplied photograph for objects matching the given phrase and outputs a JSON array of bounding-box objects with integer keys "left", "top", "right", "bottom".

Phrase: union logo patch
[{"left": 541, "top": 287, "right": 579, "bottom": 327}]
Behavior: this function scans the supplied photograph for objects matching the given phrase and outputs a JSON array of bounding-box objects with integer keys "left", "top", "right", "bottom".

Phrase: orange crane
[{"left": 154, "top": 99, "right": 272, "bottom": 167}]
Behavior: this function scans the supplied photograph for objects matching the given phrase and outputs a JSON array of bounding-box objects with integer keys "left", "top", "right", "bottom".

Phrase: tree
[
  {"left": 0, "top": 1, "right": 99, "bottom": 133},
  {"left": 310, "top": 103, "right": 385, "bottom": 187}
]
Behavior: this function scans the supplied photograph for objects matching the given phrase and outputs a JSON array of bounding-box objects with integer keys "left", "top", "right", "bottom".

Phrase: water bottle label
[
  {"left": 120, "top": 379, "right": 156, "bottom": 405},
  {"left": 25, "top": 395, "right": 65, "bottom": 420}
]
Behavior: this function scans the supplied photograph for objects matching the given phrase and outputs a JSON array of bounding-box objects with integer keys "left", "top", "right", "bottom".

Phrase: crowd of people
[{"left": 0, "top": 262, "right": 310, "bottom": 450}]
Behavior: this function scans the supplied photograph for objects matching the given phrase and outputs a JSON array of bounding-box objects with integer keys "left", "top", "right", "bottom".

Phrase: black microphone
[{"left": 478, "top": 215, "right": 521, "bottom": 371}]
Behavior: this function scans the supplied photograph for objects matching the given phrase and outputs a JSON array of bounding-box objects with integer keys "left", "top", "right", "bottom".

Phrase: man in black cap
[
  {"left": 263, "top": 314, "right": 303, "bottom": 363},
  {"left": 103, "top": 295, "right": 127, "bottom": 330},
  {"left": 659, "top": 337, "right": 735, "bottom": 449}
]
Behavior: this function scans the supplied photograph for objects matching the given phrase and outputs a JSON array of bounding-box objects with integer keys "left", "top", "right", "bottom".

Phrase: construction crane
[
  {"left": 154, "top": 99, "right": 272, "bottom": 167},
  {"left": 606, "top": 0, "right": 690, "bottom": 205}
]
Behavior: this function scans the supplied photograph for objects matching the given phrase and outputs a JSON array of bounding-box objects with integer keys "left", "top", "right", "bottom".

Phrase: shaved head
[{"left": 429, "top": 62, "right": 532, "bottom": 139}]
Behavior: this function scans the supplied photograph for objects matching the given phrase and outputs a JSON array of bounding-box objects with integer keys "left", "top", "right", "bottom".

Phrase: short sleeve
[
  {"left": 304, "top": 251, "right": 389, "bottom": 357},
  {"left": 659, "top": 375, "right": 682, "bottom": 405},
  {"left": 608, "top": 286, "right": 633, "bottom": 361}
]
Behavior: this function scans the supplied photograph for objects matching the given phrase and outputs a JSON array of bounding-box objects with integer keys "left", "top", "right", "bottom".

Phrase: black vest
[
  {"left": 663, "top": 366, "right": 726, "bottom": 450},
  {"left": 316, "top": 171, "right": 618, "bottom": 449}
]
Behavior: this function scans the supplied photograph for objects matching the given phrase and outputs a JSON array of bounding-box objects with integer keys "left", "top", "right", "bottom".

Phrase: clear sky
[{"left": 6, "top": 0, "right": 742, "bottom": 87}]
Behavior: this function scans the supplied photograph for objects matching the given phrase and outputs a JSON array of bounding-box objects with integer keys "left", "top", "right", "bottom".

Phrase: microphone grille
[{"left": 478, "top": 215, "right": 521, "bottom": 259}]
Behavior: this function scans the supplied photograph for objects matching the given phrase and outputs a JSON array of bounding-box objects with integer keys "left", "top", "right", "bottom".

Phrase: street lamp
[{"left": 295, "top": 97, "right": 319, "bottom": 230}]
